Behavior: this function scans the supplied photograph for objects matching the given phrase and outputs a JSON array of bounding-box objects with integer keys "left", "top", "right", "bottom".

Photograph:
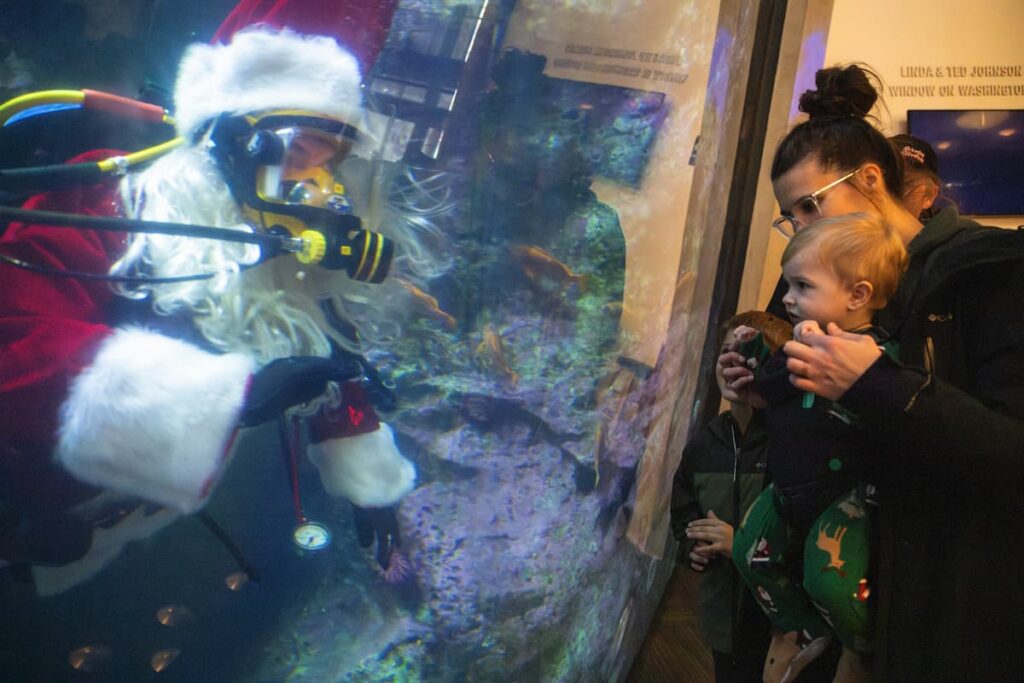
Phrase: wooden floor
[{"left": 626, "top": 565, "right": 714, "bottom": 683}]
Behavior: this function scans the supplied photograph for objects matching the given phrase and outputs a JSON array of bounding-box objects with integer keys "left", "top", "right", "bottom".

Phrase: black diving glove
[
  {"left": 352, "top": 504, "right": 400, "bottom": 569},
  {"left": 239, "top": 356, "right": 362, "bottom": 427}
]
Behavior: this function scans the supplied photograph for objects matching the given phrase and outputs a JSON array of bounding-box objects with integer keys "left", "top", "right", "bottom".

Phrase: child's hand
[
  {"left": 688, "top": 542, "right": 712, "bottom": 572},
  {"left": 717, "top": 349, "right": 753, "bottom": 401},
  {"left": 686, "top": 510, "right": 735, "bottom": 559},
  {"left": 718, "top": 356, "right": 766, "bottom": 409},
  {"left": 793, "top": 319, "right": 824, "bottom": 343},
  {"left": 718, "top": 327, "right": 762, "bottom": 406},
  {"left": 732, "top": 325, "right": 760, "bottom": 344},
  {"left": 784, "top": 322, "right": 883, "bottom": 400}
]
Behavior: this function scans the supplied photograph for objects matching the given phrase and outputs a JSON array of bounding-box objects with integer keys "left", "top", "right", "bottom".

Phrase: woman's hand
[{"left": 783, "top": 322, "right": 882, "bottom": 400}]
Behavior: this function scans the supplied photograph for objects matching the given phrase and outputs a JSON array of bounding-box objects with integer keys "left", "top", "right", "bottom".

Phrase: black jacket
[
  {"left": 837, "top": 209, "right": 1024, "bottom": 681},
  {"left": 753, "top": 331, "right": 885, "bottom": 535},
  {"left": 670, "top": 411, "right": 768, "bottom": 654}
]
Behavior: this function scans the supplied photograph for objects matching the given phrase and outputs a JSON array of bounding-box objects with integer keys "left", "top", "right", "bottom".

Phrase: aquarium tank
[{"left": 0, "top": 1, "right": 725, "bottom": 680}]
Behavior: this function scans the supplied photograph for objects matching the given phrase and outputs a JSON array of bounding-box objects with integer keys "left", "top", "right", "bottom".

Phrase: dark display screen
[{"left": 908, "top": 109, "right": 1024, "bottom": 215}]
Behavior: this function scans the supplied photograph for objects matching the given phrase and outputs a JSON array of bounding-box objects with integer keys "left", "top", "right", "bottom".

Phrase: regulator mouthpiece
[{"left": 296, "top": 227, "right": 392, "bottom": 283}]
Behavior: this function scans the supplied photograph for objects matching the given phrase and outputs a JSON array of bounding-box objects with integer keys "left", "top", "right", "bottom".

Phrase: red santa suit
[{"left": 0, "top": 28, "right": 415, "bottom": 593}]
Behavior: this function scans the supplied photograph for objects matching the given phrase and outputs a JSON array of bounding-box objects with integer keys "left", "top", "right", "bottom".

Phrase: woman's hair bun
[{"left": 798, "top": 64, "right": 879, "bottom": 119}]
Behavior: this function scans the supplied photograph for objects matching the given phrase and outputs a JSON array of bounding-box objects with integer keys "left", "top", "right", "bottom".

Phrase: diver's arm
[
  {"left": 56, "top": 327, "right": 253, "bottom": 513},
  {"left": 0, "top": 175, "right": 126, "bottom": 444},
  {"left": 306, "top": 384, "right": 415, "bottom": 507},
  {"left": 1, "top": 174, "right": 254, "bottom": 513}
]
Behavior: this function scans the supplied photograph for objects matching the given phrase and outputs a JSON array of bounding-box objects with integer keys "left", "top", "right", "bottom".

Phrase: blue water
[{"left": 0, "top": 1, "right": 677, "bottom": 680}]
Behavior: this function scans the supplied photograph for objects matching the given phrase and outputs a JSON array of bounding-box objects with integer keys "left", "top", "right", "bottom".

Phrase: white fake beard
[{"left": 111, "top": 146, "right": 448, "bottom": 366}]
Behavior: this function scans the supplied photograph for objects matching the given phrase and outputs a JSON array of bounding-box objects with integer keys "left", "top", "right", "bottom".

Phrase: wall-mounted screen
[{"left": 907, "top": 109, "right": 1024, "bottom": 216}]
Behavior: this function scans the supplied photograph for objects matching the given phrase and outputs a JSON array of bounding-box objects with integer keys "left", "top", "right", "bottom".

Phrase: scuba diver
[{"left": 0, "top": 27, "right": 434, "bottom": 595}]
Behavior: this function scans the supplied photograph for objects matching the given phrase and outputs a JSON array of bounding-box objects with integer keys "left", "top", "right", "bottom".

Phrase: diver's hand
[
  {"left": 239, "top": 356, "right": 362, "bottom": 426},
  {"left": 352, "top": 504, "right": 401, "bottom": 569}
]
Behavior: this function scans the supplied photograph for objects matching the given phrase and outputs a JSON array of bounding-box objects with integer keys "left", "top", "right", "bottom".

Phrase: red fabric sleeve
[
  {"left": 306, "top": 382, "right": 381, "bottom": 443},
  {"left": 212, "top": 0, "right": 399, "bottom": 73},
  {"left": 0, "top": 150, "right": 126, "bottom": 443}
]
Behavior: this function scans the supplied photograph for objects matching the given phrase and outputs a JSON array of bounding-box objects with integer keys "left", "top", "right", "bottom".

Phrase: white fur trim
[
  {"left": 307, "top": 423, "right": 416, "bottom": 507},
  {"left": 173, "top": 28, "right": 364, "bottom": 137},
  {"left": 57, "top": 328, "right": 253, "bottom": 514}
]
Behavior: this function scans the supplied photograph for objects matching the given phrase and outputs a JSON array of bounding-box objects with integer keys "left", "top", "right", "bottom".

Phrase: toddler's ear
[{"left": 847, "top": 280, "right": 874, "bottom": 311}]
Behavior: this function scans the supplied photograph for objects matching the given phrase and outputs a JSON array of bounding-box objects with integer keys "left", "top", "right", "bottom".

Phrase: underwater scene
[{"left": 0, "top": 1, "right": 721, "bottom": 680}]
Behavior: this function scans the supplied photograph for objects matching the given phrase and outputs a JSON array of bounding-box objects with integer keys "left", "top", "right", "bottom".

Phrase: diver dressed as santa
[{"left": 0, "top": 27, "right": 437, "bottom": 594}]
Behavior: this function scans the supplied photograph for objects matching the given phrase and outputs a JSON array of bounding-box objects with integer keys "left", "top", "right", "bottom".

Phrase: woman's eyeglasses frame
[{"left": 771, "top": 167, "right": 863, "bottom": 239}]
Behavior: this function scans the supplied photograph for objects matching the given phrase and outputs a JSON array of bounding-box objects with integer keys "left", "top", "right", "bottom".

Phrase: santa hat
[
  {"left": 212, "top": 0, "right": 399, "bottom": 75},
  {"left": 173, "top": 27, "right": 364, "bottom": 138}
]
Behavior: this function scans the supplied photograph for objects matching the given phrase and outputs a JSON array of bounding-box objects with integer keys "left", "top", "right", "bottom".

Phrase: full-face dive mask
[{"left": 208, "top": 112, "right": 393, "bottom": 283}]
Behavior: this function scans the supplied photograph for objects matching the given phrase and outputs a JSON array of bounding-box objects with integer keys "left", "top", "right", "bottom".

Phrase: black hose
[
  {"left": 195, "top": 511, "right": 262, "bottom": 585},
  {"left": 0, "top": 204, "right": 286, "bottom": 252},
  {"left": 0, "top": 162, "right": 106, "bottom": 193}
]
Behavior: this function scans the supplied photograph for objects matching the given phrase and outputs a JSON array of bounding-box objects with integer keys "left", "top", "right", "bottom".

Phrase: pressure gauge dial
[{"left": 293, "top": 521, "right": 331, "bottom": 551}]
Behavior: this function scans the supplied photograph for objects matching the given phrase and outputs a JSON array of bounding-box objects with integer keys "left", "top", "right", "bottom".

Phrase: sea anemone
[{"left": 380, "top": 551, "right": 414, "bottom": 584}]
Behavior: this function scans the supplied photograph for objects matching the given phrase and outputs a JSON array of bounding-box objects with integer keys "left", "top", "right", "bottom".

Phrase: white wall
[
  {"left": 749, "top": 0, "right": 1024, "bottom": 310},
  {"left": 825, "top": 0, "right": 1024, "bottom": 229}
]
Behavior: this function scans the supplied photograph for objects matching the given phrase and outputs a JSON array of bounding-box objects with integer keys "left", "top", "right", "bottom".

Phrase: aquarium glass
[{"left": 0, "top": 1, "right": 722, "bottom": 680}]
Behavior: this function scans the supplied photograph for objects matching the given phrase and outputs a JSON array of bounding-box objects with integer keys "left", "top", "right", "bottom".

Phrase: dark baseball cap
[{"left": 890, "top": 133, "right": 939, "bottom": 175}]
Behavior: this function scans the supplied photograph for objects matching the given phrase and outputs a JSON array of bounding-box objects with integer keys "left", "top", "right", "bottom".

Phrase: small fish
[
  {"left": 475, "top": 324, "right": 519, "bottom": 386},
  {"left": 150, "top": 648, "right": 180, "bottom": 673},
  {"left": 396, "top": 277, "right": 457, "bottom": 330},
  {"left": 156, "top": 604, "right": 193, "bottom": 627},
  {"left": 224, "top": 571, "right": 250, "bottom": 591},
  {"left": 68, "top": 645, "right": 111, "bottom": 673},
  {"left": 508, "top": 244, "right": 587, "bottom": 292}
]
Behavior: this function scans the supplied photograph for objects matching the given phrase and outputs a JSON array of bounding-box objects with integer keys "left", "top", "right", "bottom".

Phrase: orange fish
[
  {"left": 150, "top": 648, "right": 180, "bottom": 673},
  {"left": 396, "top": 277, "right": 457, "bottom": 330},
  {"left": 508, "top": 244, "right": 587, "bottom": 292},
  {"left": 156, "top": 604, "right": 193, "bottom": 627},
  {"left": 224, "top": 571, "right": 250, "bottom": 591},
  {"left": 68, "top": 645, "right": 111, "bottom": 673},
  {"left": 475, "top": 324, "right": 519, "bottom": 386}
]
